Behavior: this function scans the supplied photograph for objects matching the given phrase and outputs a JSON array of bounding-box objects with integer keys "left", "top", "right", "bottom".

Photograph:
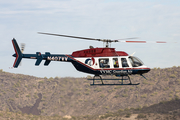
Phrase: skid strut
[
  {"left": 93, "top": 75, "right": 104, "bottom": 85},
  {"left": 121, "top": 76, "right": 132, "bottom": 85}
]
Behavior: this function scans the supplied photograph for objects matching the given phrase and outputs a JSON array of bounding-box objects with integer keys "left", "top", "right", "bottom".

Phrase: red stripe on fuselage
[{"left": 66, "top": 55, "right": 94, "bottom": 70}]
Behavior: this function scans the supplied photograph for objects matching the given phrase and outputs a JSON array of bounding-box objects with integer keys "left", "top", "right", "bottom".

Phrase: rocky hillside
[
  {"left": 0, "top": 66, "right": 180, "bottom": 117},
  {"left": 0, "top": 93, "right": 180, "bottom": 120}
]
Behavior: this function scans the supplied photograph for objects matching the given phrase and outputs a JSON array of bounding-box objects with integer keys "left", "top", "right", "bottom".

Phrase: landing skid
[
  {"left": 90, "top": 83, "right": 140, "bottom": 86},
  {"left": 88, "top": 75, "right": 140, "bottom": 86}
]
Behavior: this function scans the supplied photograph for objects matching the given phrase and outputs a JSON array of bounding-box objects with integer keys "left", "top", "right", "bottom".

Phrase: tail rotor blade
[
  {"left": 19, "top": 43, "right": 25, "bottom": 66},
  {"left": 21, "top": 43, "right": 25, "bottom": 53}
]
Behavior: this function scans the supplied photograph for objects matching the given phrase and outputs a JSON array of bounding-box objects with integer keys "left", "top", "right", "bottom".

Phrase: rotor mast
[{"left": 101, "top": 39, "right": 116, "bottom": 48}]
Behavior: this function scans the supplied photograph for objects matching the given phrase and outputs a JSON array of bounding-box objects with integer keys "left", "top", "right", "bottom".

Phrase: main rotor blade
[
  {"left": 38, "top": 32, "right": 168, "bottom": 44},
  {"left": 114, "top": 37, "right": 139, "bottom": 41},
  {"left": 38, "top": 32, "right": 101, "bottom": 41},
  {"left": 117, "top": 40, "right": 166, "bottom": 43}
]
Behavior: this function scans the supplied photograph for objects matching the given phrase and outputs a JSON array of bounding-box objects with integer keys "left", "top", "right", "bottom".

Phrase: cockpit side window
[
  {"left": 113, "top": 58, "right": 119, "bottom": 68},
  {"left": 99, "top": 58, "right": 110, "bottom": 68},
  {"left": 121, "top": 58, "right": 129, "bottom": 67},
  {"left": 129, "top": 56, "right": 143, "bottom": 67}
]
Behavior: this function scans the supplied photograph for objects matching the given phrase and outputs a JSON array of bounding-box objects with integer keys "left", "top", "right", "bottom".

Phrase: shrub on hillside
[
  {"left": 122, "top": 94, "right": 128, "bottom": 97},
  {"left": 26, "top": 94, "right": 30, "bottom": 98},
  {"left": 137, "top": 113, "right": 146, "bottom": 118},
  {"left": 114, "top": 95, "right": 119, "bottom": 98},
  {"left": 169, "top": 74, "right": 176, "bottom": 78},
  {"left": 38, "top": 80, "right": 44, "bottom": 83},
  {"left": 141, "top": 94, "right": 147, "bottom": 98},
  {"left": 125, "top": 112, "right": 131, "bottom": 118},
  {"left": 100, "top": 94, "right": 105, "bottom": 98}
]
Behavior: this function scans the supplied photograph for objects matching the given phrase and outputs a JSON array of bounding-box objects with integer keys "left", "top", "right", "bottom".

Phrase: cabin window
[
  {"left": 113, "top": 58, "right": 119, "bottom": 68},
  {"left": 99, "top": 58, "right": 110, "bottom": 68},
  {"left": 121, "top": 58, "right": 129, "bottom": 67},
  {"left": 128, "top": 56, "right": 143, "bottom": 67}
]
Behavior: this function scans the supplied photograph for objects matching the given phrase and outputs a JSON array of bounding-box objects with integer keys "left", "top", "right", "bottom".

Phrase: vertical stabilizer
[{"left": 12, "top": 38, "right": 22, "bottom": 68}]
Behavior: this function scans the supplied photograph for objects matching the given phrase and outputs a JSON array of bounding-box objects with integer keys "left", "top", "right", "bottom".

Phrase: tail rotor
[
  {"left": 19, "top": 43, "right": 25, "bottom": 66},
  {"left": 21, "top": 43, "right": 25, "bottom": 53}
]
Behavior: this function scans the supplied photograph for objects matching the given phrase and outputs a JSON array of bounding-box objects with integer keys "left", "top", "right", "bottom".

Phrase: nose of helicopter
[
  {"left": 137, "top": 67, "right": 151, "bottom": 74},
  {"left": 144, "top": 67, "right": 151, "bottom": 73}
]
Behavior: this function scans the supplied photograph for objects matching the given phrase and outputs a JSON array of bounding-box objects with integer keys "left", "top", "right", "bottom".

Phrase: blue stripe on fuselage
[{"left": 68, "top": 56, "right": 150, "bottom": 75}]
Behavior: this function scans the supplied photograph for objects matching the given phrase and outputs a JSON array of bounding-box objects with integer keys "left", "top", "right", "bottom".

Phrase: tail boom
[{"left": 12, "top": 38, "right": 73, "bottom": 67}]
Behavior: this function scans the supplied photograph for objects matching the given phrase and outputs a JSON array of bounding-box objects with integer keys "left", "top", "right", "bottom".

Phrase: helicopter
[{"left": 12, "top": 32, "right": 166, "bottom": 85}]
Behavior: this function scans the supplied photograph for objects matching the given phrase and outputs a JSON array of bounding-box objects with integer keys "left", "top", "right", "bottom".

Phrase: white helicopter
[{"left": 12, "top": 32, "right": 166, "bottom": 85}]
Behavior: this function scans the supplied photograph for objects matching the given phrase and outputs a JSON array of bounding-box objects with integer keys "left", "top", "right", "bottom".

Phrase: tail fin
[{"left": 12, "top": 38, "right": 22, "bottom": 68}]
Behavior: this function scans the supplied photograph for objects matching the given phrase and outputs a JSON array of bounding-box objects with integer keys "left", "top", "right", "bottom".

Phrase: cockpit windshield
[{"left": 128, "top": 56, "right": 144, "bottom": 67}]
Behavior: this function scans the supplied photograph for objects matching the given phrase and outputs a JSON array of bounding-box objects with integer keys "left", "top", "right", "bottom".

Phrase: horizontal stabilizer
[
  {"left": 44, "top": 60, "right": 51, "bottom": 66},
  {"left": 35, "top": 52, "right": 43, "bottom": 66},
  {"left": 44, "top": 52, "right": 51, "bottom": 66}
]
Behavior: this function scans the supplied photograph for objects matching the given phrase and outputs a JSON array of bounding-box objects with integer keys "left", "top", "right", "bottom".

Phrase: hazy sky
[{"left": 0, "top": 0, "right": 180, "bottom": 78}]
